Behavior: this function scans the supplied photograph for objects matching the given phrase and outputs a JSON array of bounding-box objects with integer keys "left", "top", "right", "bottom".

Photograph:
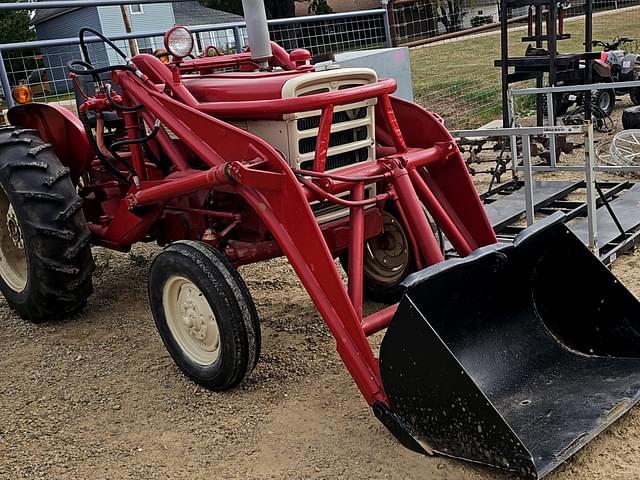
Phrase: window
[
  {"left": 130, "top": 4, "right": 143, "bottom": 14},
  {"left": 136, "top": 37, "right": 154, "bottom": 54}
]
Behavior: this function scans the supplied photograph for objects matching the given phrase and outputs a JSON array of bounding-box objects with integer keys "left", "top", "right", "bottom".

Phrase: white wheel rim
[
  {"left": 612, "top": 130, "right": 640, "bottom": 165},
  {"left": 0, "top": 187, "right": 27, "bottom": 292},
  {"left": 162, "top": 276, "right": 221, "bottom": 365}
]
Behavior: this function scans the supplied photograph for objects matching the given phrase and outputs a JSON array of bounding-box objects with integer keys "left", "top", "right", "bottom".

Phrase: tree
[
  {"left": 0, "top": 6, "right": 38, "bottom": 88},
  {"left": 0, "top": 7, "right": 35, "bottom": 44},
  {"left": 198, "top": 0, "right": 332, "bottom": 19},
  {"left": 308, "top": 0, "right": 333, "bottom": 14},
  {"left": 433, "top": 0, "right": 467, "bottom": 33}
]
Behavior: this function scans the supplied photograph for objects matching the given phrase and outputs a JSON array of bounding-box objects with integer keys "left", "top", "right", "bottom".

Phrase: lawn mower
[{"left": 3, "top": 1, "right": 640, "bottom": 478}]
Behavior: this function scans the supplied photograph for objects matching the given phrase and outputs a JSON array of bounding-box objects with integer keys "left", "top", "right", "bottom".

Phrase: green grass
[{"left": 410, "top": 8, "right": 640, "bottom": 128}]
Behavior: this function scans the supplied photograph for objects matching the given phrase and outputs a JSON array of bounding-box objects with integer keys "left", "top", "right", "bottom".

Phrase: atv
[
  {"left": 542, "top": 36, "right": 639, "bottom": 119},
  {"left": 591, "top": 36, "right": 640, "bottom": 106}
]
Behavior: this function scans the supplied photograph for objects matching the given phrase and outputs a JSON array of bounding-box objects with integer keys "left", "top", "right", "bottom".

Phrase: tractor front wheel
[
  {"left": 148, "top": 241, "right": 260, "bottom": 391},
  {"left": 0, "top": 127, "right": 94, "bottom": 322}
]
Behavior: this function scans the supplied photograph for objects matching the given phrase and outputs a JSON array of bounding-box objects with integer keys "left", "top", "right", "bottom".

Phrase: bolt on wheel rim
[
  {"left": 0, "top": 188, "right": 27, "bottom": 293},
  {"left": 599, "top": 93, "right": 612, "bottom": 112},
  {"left": 364, "top": 212, "right": 409, "bottom": 285},
  {"left": 162, "top": 275, "right": 221, "bottom": 365}
]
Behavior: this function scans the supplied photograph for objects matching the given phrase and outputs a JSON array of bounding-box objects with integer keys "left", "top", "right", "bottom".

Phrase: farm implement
[{"left": 2, "top": 1, "right": 640, "bottom": 477}]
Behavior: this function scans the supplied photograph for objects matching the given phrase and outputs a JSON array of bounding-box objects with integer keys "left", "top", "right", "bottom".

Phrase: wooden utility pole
[{"left": 119, "top": 4, "right": 139, "bottom": 57}]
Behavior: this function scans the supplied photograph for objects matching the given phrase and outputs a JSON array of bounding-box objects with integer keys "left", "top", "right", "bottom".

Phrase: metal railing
[
  {"left": 453, "top": 123, "right": 608, "bottom": 255},
  {"left": 0, "top": 1, "right": 391, "bottom": 110},
  {"left": 508, "top": 79, "right": 640, "bottom": 166},
  {"left": 389, "top": 0, "right": 640, "bottom": 46}
]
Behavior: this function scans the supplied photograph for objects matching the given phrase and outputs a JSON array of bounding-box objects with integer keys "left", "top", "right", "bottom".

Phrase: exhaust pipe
[{"left": 241, "top": 0, "right": 273, "bottom": 68}]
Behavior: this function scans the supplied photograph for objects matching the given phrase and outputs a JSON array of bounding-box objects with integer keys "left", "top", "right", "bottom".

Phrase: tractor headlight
[
  {"left": 164, "top": 26, "right": 194, "bottom": 60},
  {"left": 12, "top": 85, "right": 32, "bottom": 104}
]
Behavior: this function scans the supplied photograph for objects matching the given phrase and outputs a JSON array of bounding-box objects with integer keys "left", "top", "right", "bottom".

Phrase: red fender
[{"left": 8, "top": 103, "right": 94, "bottom": 181}]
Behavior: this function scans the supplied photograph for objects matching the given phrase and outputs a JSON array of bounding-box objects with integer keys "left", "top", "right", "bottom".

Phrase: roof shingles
[{"left": 32, "top": 1, "right": 243, "bottom": 26}]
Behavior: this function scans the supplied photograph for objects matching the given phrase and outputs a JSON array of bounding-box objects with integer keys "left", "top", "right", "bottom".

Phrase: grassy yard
[{"left": 410, "top": 7, "right": 640, "bottom": 128}]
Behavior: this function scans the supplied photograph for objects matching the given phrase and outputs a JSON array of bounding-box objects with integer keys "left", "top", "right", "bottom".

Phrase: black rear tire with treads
[{"left": 0, "top": 126, "right": 94, "bottom": 322}]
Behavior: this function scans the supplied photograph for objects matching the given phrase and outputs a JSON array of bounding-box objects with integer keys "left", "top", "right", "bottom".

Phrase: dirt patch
[{"left": 3, "top": 239, "right": 640, "bottom": 480}]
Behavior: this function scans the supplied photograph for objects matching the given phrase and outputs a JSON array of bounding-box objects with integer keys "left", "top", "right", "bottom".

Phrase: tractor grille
[
  {"left": 300, "top": 147, "right": 369, "bottom": 171},
  {"left": 298, "top": 126, "right": 369, "bottom": 155},
  {"left": 311, "top": 184, "right": 374, "bottom": 219},
  {"left": 295, "top": 104, "right": 374, "bottom": 172},
  {"left": 296, "top": 108, "right": 368, "bottom": 131}
]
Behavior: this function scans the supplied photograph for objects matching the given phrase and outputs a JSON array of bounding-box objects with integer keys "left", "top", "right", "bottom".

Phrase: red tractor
[{"left": 3, "top": 2, "right": 640, "bottom": 478}]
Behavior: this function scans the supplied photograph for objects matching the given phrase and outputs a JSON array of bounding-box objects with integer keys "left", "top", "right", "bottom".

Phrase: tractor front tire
[
  {"left": 148, "top": 241, "right": 260, "bottom": 391},
  {"left": 0, "top": 126, "right": 94, "bottom": 322}
]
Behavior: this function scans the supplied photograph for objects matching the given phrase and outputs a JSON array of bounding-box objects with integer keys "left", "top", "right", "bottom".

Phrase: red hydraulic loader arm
[{"left": 111, "top": 52, "right": 640, "bottom": 478}]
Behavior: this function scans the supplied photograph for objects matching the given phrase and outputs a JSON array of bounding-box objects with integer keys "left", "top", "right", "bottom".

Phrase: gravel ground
[{"left": 3, "top": 103, "right": 640, "bottom": 480}]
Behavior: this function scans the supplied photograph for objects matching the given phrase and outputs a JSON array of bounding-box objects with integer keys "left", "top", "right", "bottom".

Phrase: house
[
  {"left": 31, "top": 1, "right": 242, "bottom": 94},
  {"left": 172, "top": 1, "right": 244, "bottom": 53},
  {"left": 295, "top": 0, "right": 381, "bottom": 16}
]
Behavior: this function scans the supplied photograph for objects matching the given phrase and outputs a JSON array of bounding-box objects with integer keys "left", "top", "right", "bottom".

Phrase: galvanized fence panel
[
  {"left": 0, "top": 5, "right": 389, "bottom": 113},
  {"left": 394, "top": 0, "right": 640, "bottom": 129}
]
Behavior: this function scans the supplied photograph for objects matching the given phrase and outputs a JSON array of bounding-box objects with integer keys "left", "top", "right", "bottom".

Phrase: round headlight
[
  {"left": 13, "top": 85, "right": 32, "bottom": 104},
  {"left": 164, "top": 26, "right": 194, "bottom": 60}
]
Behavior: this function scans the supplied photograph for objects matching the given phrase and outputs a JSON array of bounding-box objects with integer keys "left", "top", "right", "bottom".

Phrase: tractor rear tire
[
  {"left": 341, "top": 208, "right": 443, "bottom": 304},
  {"left": 0, "top": 126, "right": 94, "bottom": 322},
  {"left": 148, "top": 241, "right": 260, "bottom": 391}
]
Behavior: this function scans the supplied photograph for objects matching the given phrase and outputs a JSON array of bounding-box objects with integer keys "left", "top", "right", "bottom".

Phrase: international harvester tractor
[{"left": 3, "top": 1, "right": 640, "bottom": 478}]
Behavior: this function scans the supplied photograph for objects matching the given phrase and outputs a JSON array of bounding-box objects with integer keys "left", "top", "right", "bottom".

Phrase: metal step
[{"left": 484, "top": 180, "right": 580, "bottom": 230}]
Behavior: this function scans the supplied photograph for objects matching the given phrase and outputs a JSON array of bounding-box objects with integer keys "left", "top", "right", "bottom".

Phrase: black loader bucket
[{"left": 379, "top": 213, "right": 640, "bottom": 479}]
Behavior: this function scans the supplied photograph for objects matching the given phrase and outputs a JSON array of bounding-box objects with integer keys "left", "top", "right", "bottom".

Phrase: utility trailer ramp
[
  {"left": 483, "top": 180, "right": 640, "bottom": 262},
  {"left": 484, "top": 180, "right": 579, "bottom": 230},
  {"left": 568, "top": 183, "right": 640, "bottom": 251}
]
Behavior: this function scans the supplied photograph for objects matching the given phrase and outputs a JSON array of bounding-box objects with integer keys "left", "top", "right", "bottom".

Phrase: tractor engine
[{"left": 225, "top": 67, "right": 378, "bottom": 222}]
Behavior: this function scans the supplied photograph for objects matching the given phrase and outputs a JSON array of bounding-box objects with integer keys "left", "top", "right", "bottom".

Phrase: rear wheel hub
[
  {"left": 364, "top": 212, "right": 410, "bottom": 285},
  {"left": 0, "top": 189, "right": 27, "bottom": 292}
]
